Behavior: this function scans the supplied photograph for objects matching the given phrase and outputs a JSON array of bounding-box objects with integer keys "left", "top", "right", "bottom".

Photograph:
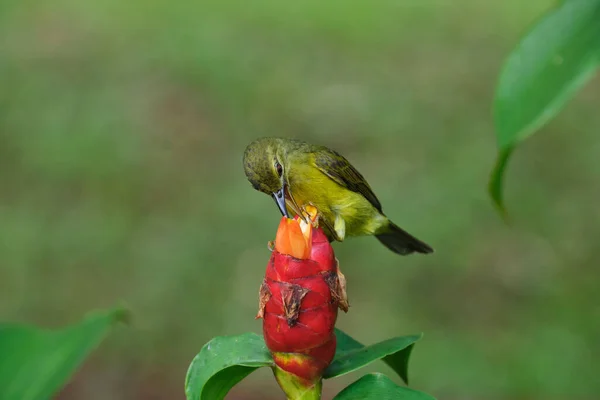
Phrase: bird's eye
[{"left": 275, "top": 160, "right": 283, "bottom": 177}]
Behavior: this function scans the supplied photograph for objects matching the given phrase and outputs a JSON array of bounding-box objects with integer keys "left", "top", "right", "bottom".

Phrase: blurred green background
[{"left": 1, "top": 0, "right": 599, "bottom": 399}]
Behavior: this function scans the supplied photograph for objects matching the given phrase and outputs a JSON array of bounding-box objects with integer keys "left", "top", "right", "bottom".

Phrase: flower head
[{"left": 257, "top": 205, "right": 348, "bottom": 392}]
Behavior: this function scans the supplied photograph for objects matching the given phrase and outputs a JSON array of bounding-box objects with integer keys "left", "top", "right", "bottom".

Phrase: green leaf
[
  {"left": 491, "top": 0, "right": 600, "bottom": 212},
  {"left": 333, "top": 373, "right": 436, "bottom": 400},
  {"left": 326, "top": 329, "right": 422, "bottom": 383},
  {"left": 185, "top": 332, "right": 273, "bottom": 400},
  {"left": 488, "top": 146, "right": 513, "bottom": 220},
  {"left": 0, "top": 307, "right": 127, "bottom": 400},
  {"left": 333, "top": 328, "right": 365, "bottom": 353}
]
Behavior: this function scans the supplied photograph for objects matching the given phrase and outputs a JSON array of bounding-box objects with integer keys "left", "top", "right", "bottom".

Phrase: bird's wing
[{"left": 313, "top": 147, "right": 383, "bottom": 212}]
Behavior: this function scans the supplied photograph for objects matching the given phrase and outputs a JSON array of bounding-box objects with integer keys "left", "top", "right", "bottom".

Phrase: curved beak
[{"left": 272, "top": 184, "right": 289, "bottom": 218}]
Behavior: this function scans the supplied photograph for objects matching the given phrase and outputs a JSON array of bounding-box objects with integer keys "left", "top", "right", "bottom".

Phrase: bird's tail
[{"left": 375, "top": 221, "right": 433, "bottom": 255}]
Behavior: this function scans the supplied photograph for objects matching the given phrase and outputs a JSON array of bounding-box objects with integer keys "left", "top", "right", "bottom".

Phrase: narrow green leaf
[
  {"left": 184, "top": 332, "right": 273, "bottom": 400},
  {"left": 0, "top": 307, "right": 127, "bottom": 400},
  {"left": 491, "top": 0, "right": 600, "bottom": 213},
  {"left": 326, "top": 330, "right": 422, "bottom": 382},
  {"left": 333, "top": 373, "right": 436, "bottom": 400},
  {"left": 334, "top": 329, "right": 417, "bottom": 383}
]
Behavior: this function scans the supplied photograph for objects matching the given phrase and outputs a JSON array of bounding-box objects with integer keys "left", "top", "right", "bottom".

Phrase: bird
[{"left": 243, "top": 137, "right": 433, "bottom": 255}]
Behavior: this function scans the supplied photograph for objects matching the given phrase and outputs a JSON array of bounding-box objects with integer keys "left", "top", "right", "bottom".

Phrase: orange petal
[
  {"left": 275, "top": 217, "right": 312, "bottom": 259},
  {"left": 298, "top": 219, "right": 312, "bottom": 259},
  {"left": 275, "top": 218, "right": 292, "bottom": 255},
  {"left": 287, "top": 220, "right": 308, "bottom": 259}
]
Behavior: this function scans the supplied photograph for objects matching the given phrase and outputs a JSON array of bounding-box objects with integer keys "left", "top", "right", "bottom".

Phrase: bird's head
[{"left": 243, "top": 137, "right": 289, "bottom": 217}]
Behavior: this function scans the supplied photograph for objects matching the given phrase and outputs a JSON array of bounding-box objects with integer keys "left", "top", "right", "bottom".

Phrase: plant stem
[{"left": 272, "top": 366, "right": 322, "bottom": 400}]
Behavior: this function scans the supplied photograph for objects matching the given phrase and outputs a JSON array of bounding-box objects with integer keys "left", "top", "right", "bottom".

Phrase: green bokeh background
[{"left": 1, "top": 1, "right": 598, "bottom": 399}]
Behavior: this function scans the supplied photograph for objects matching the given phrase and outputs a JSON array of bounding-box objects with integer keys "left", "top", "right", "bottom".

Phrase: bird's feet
[{"left": 300, "top": 203, "right": 320, "bottom": 228}]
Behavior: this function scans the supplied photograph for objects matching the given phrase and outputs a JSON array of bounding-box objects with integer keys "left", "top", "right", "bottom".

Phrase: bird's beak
[{"left": 272, "top": 184, "right": 289, "bottom": 218}]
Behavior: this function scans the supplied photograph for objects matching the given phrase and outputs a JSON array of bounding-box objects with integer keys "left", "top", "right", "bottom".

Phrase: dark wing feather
[{"left": 313, "top": 147, "right": 382, "bottom": 212}]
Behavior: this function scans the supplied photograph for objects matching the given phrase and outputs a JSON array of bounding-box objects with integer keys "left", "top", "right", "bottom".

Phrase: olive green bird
[{"left": 243, "top": 137, "right": 433, "bottom": 255}]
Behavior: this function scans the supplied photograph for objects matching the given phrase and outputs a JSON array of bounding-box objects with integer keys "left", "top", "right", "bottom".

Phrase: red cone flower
[{"left": 257, "top": 207, "right": 348, "bottom": 396}]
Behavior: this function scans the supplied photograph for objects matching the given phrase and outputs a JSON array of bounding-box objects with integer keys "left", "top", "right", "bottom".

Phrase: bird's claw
[{"left": 300, "top": 203, "right": 320, "bottom": 227}]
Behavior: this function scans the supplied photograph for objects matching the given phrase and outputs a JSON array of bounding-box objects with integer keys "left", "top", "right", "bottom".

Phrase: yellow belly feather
[{"left": 286, "top": 163, "right": 387, "bottom": 240}]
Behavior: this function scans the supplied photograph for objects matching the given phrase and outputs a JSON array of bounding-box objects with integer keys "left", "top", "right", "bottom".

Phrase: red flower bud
[{"left": 257, "top": 207, "right": 348, "bottom": 394}]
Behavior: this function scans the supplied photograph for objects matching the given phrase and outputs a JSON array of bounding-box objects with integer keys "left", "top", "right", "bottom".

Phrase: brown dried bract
[
  {"left": 324, "top": 258, "right": 349, "bottom": 312},
  {"left": 336, "top": 260, "right": 349, "bottom": 312},
  {"left": 280, "top": 283, "right": 309, "bottom": 327},
  {"left": 256, "top": 280, "right": 271, "bottom": 319}
]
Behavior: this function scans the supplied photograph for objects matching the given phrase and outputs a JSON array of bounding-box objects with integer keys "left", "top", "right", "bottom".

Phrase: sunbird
[{"left": 243, "top": 137, "right": 433, "bottom": 255}]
